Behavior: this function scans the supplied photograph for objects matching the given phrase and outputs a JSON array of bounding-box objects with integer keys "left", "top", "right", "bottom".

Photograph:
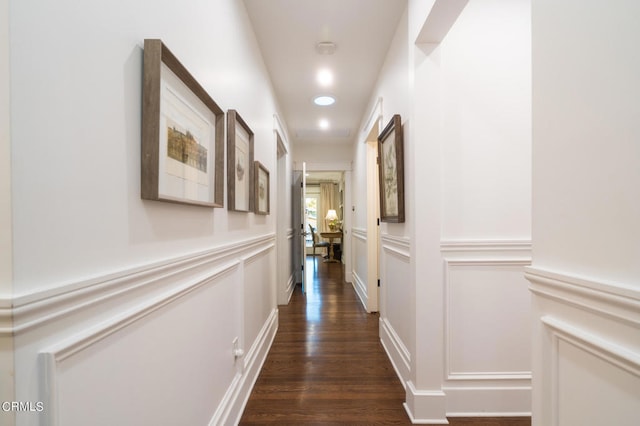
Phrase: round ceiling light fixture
[{"left": 313, "top": 95, "right": 336, "bottom": 106}]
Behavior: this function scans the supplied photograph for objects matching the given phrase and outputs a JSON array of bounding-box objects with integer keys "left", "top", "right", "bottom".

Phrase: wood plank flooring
[{"left": 239, "top": 256, "right": 530, "bottom": 426}]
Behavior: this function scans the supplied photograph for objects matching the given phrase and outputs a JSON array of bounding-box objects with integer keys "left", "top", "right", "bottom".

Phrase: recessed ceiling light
[
  {"left": 313, "top": 95, "right": 336, "bottom": 106},
  {"left": 319, "top": 119, "right": 330, "bottom": 130},
  {"left": 317, "top": 69, "right": 333, "bottom": 86}
]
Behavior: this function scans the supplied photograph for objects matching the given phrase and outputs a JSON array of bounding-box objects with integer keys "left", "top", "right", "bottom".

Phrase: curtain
[{"left": 319, "top": 183, "right": 336, "bottom": 233}]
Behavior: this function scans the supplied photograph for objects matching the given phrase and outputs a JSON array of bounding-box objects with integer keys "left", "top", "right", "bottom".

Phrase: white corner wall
[
  {"left": 529, "top": 1, "right": 640, "bottom": 425},
  {"left": 354, "top": 0, "right": 532, "bottom": 422},
  {"left": 0, "top": 0, "right": 16, "bottom": 414},
  {"left": 438, "top": 0, "right": 531, "bottom": 417},
  {"left": 4, "top": 1, "right": 291, "bottom": 425}
]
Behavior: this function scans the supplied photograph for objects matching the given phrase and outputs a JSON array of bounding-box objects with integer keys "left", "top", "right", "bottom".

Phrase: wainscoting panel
[
  {"left": 379, "top": 234, "right": 412, "bottom": 387},
  {"left": 243, "top": 243, "right": 276, "bottom": 355},
  {"left": 277, "top": 228, "right": 299, "bottom": 305},
  {"left": 12, "top": 235, "right": 278, "bottom": 426},
  {"left": 446, "top": 262, "right": 531, "bottom": 379},
  {"left": 351, "top": 227, "right": 369, "bottom": 309},
  {"left": 527, "top": 267, "right": 640, "bottom": 426},
  {"left": 442, "top": 240, "right": 532, "bottom": 415},
  {"left": 543, "top": 316, "right": 640, "bottom": 426},
  {"left": 40, "top": 263, "right": 241, "bottom": 426}
]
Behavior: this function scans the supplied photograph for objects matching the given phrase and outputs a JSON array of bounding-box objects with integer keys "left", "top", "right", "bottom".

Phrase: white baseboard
[{"left": 404, "top": 381, "right": 449, "bottom": 424}]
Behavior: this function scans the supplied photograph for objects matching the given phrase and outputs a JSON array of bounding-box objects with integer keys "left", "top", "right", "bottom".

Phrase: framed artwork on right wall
[{"left": 378, "top": 114, "right": 405, "bottom": 223}]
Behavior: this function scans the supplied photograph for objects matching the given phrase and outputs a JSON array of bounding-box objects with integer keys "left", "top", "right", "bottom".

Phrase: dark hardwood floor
[{"left": 239, "top": 256, "right": 530, "bottom": 426}]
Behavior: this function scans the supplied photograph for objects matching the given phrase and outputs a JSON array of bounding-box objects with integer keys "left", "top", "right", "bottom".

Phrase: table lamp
[{"left": 325, "top": 209, "right": 338, "bottom": 231}]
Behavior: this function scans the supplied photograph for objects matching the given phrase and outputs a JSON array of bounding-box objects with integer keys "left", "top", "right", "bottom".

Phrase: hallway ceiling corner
[{"left": 243, "top": 0, "right": 406, "bottom": 148}]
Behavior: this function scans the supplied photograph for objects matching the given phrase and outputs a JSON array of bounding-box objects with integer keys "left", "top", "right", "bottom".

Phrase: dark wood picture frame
[
  {"left": 141, "top": 39, "right": 224, "bottom": 207},
  {"left": 254, "top": 161, "right": 270, "bottom": 215},
  {"left": 227, "top": 109, "right": 255, "bottom": 212},
  {"left": 377, "top": 114, "right": 405, "bottom": 223}
]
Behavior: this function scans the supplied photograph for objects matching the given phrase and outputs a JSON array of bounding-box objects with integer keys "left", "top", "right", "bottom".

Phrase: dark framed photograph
[
  {"left": 254, "top": 161, "right": 270, "bottom": 215},
  {"left": 227, "top": 109, "right": 255, "bottom": 212},
  {"left": 378, "top": 114, "right": 405, "bottom": 223},
  {"left": 141, "top": 39, "right": 224, "bottom": 207}
]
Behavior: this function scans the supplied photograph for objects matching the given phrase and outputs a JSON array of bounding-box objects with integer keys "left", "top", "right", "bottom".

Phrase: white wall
[
  {"left": 354, "top": 0, "right": 532, "bottom": 421},
  {"left": 438, "top": 0, "right": 532, "bottom": 417},
  {"left": 293, "top": 142, "right": 353, "bottom": 167},
  {"left": 351, "top": 6, "right": 410, "bottom": 315},
  {"left": 440, "top": 0, "right": 531, "bottom": 241},
  {"left": 10, "top": 0, "right": 277, "bottom": 290},
  {"left": 4, "top": 1, "right": 290, "bottom": 425},
  {"left": 529, "top": 1, "right": 640, "bottom": 424},
  {"left": 0, "top": 0, "right": 15, "bottom": 415}
]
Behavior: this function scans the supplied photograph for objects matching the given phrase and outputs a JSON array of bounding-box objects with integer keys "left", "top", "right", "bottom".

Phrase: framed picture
[
  {"left": 141, "top": 39, "right": 224, "bottom": 207},
  {"left": 254, "top": 161, "right": 270, "bottom": 215},
  {"left": 377, "top": 114, "right": 405, "bottom": 223},
  {"left": 227, "top": 110, "right": 255, "bottom": 212}
]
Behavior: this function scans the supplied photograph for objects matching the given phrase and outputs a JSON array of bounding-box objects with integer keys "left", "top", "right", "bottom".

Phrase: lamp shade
[{"left": 325, "top": 209, "right": 338, "bottom": 221}]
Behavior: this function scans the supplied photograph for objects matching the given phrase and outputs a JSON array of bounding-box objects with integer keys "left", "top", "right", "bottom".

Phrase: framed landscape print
[
  {"left": 227, "top": 109, "right": 254, "bottom": 212},
  {"left": 254, "top": 161, "right": 270, "bottom": 215},
  {"left": 377, "top": 114, "right": 405, "bottom": 223},
  {"left": 141, "top": 39, "right": 224, "bottom": 207}
]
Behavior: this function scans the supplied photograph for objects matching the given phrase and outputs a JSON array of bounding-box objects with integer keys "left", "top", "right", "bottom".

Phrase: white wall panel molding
[
  {"left": 283, "top": 228, "right": 295, "bottom": 303},
  {"left": 1, "top": 234, "right": 276, "bottom": 337},
  {"left": 441, "top": 240, "right": 531, "bottom": 254},
  {"left": 351, "top": 227, "right": 367, "bottom": 241},
  {"left": 443, "top": 242, "right": 531, "bottom": 381},
  {"left": 381, "top": 234, "right": 411, "bottom": 259},
  {"left": 542, "top": 316, "right": 640, "bottom": 426},
  {"left": 242, "top": 241, "right": 275, "bottom": 265},
  {"left": 284, "top": 274, "right": 295, "bottom": 304},
  {"left": 445, "top": 259, "right": 531, "bottom": 267},
  {"left": 0, "top": 302, "right": 11, "bottom": 337},
  {"left": 38, "top": 260, "right": 240, "bottom": 426},
  {"left": 542, "top": 316, "right": 640, "bottom": 379},
  {"left": 351, "top": 271, "right": 368, "bottom": 310},
  {"left": 441, "top": 239, "right": 532, "bottom": 414},
  {"left": 380, "top": 316, "right": 411, "bottom": 383},
  {"left": 351, "top": 228, "right": 369, "bottom": 310},
  {"left": 379, "top": 233, "right": 411, "bottom": 373},
  {"left": 38, "top": 261, "right": 238, "bottom": 364},
  {"left": 526, "top": 267, "right": 640, "bottom": 326}
]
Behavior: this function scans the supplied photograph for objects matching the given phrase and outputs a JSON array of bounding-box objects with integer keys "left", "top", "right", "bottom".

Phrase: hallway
[
  {"left": 240, "top": 256, "right": 409, "bottom": 424},
  {"left": 239, "top": 257, "right": 531, "bottom": 425}
]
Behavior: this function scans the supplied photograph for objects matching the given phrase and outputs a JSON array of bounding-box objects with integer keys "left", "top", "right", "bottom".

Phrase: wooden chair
[{"left": 309, "top": 225, "right": 330, "bottom": 257}]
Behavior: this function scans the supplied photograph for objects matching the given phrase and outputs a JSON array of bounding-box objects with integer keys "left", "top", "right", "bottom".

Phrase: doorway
[{"left": 364, "top": 117, "right": 381, "bottom": 313}]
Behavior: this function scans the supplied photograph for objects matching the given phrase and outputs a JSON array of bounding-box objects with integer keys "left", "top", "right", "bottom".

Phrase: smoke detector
[{"left": 316, "top": 41, "right": 337, "bottom": 55}]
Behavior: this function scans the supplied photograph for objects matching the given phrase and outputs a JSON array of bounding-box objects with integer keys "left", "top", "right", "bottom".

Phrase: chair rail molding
[
  {"left": 526, "top": 266, "right": 640, "bottom": 326},
  {"left": 1, "top": 233, "right": 276, "bottom": 336},
  {"left": 381, "top": 234, "right": 411, "bottom": 259}
]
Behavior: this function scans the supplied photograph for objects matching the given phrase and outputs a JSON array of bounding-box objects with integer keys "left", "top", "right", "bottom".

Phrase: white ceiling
[{"left": 243, "top": 0, "right": 406, "bottom": 146}]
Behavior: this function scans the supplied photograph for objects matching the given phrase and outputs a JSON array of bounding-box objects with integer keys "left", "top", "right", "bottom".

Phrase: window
[{"left": 305, "top": 195, "right": 318, "bottom": 247}]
